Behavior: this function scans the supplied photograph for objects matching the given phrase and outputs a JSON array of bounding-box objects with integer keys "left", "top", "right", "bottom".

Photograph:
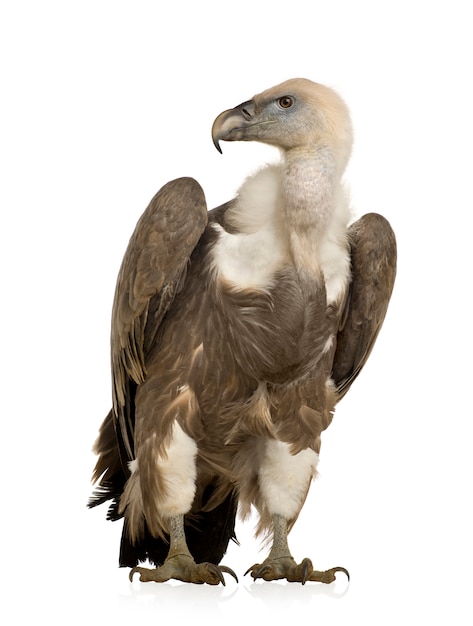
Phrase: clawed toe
[
  {"left": 244, "top": 563, "right": 271, "bottom": 579},
  {"left": 218, "top": 564, "right": 239, "bottom": 584},
  {"left": 245, "top": 556, "right": 350, "bottom": 585},
  {"left": 199, "top": 562, "right": 238, "bottom": 585},
  {"left": 300, "top": 558, "right": 312, "bottom": 584},
  {"left": 129, "top": 566, "right": 157, "bottom": 583},
  {"left": 304, "top": 564, "right": 350, "bottom": 584},
  {"left": 244, "top": 556, "right": 296, "bottom": 582},
  {"left": 129, "top": 555, "right": 238, "bottom": 585}
]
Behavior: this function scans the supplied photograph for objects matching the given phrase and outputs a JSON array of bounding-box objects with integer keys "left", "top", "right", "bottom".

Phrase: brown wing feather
[
  {"left": 332, "top": 212, "right": 397, "bottom": 400},
  {"left": 110, "top": 177, "right": 208, "bottom": 460}
]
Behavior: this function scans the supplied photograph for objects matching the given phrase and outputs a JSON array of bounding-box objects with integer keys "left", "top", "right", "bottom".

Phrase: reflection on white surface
[{"left": 118, "top": 575, "right": 350, "bottom": 621}]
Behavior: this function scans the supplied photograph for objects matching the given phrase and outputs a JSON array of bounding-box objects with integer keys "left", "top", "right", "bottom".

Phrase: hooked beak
[{"left": 211, "top": 99, "right": 256, "bottom": 153}]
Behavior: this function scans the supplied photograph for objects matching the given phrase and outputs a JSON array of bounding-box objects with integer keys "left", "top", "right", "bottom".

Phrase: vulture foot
[
  {"left": 129, "top": 553, "right": 238, "bottom": 585},
  {"left": 245, "top": 556, "right": 349, "bottom": 584}
]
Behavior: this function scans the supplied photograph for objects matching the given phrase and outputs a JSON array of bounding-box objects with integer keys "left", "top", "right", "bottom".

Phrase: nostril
[{"left": 237, "top": 100, "right": 255, "bottom": 120}]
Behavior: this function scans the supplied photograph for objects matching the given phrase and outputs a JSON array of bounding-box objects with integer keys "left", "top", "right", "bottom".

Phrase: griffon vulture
[{"left": 89, "top": 78, "right": 397, "bottom": 585}]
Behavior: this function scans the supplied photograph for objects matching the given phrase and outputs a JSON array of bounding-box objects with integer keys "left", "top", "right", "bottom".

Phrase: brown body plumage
[{"left": 89, "top": 79, "right": 396, "bottom": 584}]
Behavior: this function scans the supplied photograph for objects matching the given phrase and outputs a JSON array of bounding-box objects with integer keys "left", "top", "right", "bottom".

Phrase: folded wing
[
  {"left": 110, "top": 177, "right": 208, "bottom": 464},
  {"left": 332, "top": 213, "right": 397, "bottom": 400}
]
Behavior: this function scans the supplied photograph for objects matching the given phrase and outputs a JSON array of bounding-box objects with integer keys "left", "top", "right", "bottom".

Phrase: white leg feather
[
  {"left": 156, "top": 421, "right": 198, "bottom": 517},
  {"left": 258, "top": 439, "right": 319, "bottom": 520}
]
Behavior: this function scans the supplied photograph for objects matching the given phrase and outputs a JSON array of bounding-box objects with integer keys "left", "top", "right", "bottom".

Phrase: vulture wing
[
  {"left": 110, "top": 177, "right": 208, "bottom": 464},
  {"left": 332, "top": 213, "right": 397, "bottom": 400}
]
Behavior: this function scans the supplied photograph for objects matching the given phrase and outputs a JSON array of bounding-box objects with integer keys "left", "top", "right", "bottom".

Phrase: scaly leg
[
  {"left": 245, "top": 439, "right": 349, "bottom": 584},
  {"left": 129, "top": 514, "right": 238, "bottom": 585},
  {"left": 245, "top": 514, "right": 349, "bottom": 584}
]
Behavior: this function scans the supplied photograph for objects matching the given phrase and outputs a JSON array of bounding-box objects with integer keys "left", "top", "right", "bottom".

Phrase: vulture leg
[
  {"left": 245, "top": 515, "right": 349, "bottom": 584},
  {"left": 129, "top": 514, "right": 238, "bottom": 585}
]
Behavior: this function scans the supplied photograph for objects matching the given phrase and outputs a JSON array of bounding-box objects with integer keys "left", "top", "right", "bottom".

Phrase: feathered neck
[
  {"left": 215, "top": 148, "right": 350, "bottom": 301},
  {"left": 282, "top": 147, "right": 340, "bottom": 280}
]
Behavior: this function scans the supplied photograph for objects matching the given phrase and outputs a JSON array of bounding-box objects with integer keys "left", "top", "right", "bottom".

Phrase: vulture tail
[{"left": 88, "top": 409, "right": 128, "bottom": 521}]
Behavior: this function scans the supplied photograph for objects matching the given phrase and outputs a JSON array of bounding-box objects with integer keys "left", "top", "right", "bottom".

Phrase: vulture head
[{"left": 212, "top": 78, "right": 353, "bottom": 171}]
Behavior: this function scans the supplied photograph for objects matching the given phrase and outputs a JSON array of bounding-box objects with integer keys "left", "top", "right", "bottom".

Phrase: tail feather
[{"left": 88, "top": 409, "right": 127, "bottom": 521}]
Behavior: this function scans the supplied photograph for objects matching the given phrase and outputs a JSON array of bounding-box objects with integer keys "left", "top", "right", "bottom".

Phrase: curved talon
[
  {"left": 219, "top": 564, "right": 239, "bottom": 583},
  {"left": 204, "top": 563, "right": 225, "bottom": 585},
  {"left": 256, "top": 564, "right": 271, "bottom": 579},
  {"left": 309, "top": 565, "right": 350, "bottom": 584},
  {"left": 332, "top": 566, "right": 350, "bottom": 581},
  {"left": 129, "top": 567, "right": 140, "bottom": 582},
  {"left": 244, "top": 564, "right": 256, "bottom": 577},
  {"left": 244, "top": 563, "right": 268, "bottom": 579},
  {"left": 301, "top": 558, "right": 312, "bottom": 585},
  {"left": 214, "top": 566, "right": 225, "bottom": 586}
]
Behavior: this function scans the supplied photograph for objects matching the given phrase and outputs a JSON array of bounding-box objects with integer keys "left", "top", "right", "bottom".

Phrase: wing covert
[
  {"left": 111, "top": 177, "right": 208, "bottom": 459},
  {"left": 332, "top": 213, "right": 397, "bottom": 400}
]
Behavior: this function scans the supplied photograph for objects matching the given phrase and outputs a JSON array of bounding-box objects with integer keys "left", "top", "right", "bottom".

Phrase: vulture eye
[{"left": 278, "top": 96, "right": 294, "bottom": 109}]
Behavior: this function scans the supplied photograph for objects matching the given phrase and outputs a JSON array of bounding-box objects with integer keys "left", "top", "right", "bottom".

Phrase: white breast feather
[
  {"left": 212, "top": 164, "right": 351, "bottom": 302},
  {"left": 212, "top": 166, "right": 289, "bottom": 289}
]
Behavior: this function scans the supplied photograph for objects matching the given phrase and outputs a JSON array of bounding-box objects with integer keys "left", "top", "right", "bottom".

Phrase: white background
[{"left": 1, "top": 1, "right": 472, "bottom": 624}]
